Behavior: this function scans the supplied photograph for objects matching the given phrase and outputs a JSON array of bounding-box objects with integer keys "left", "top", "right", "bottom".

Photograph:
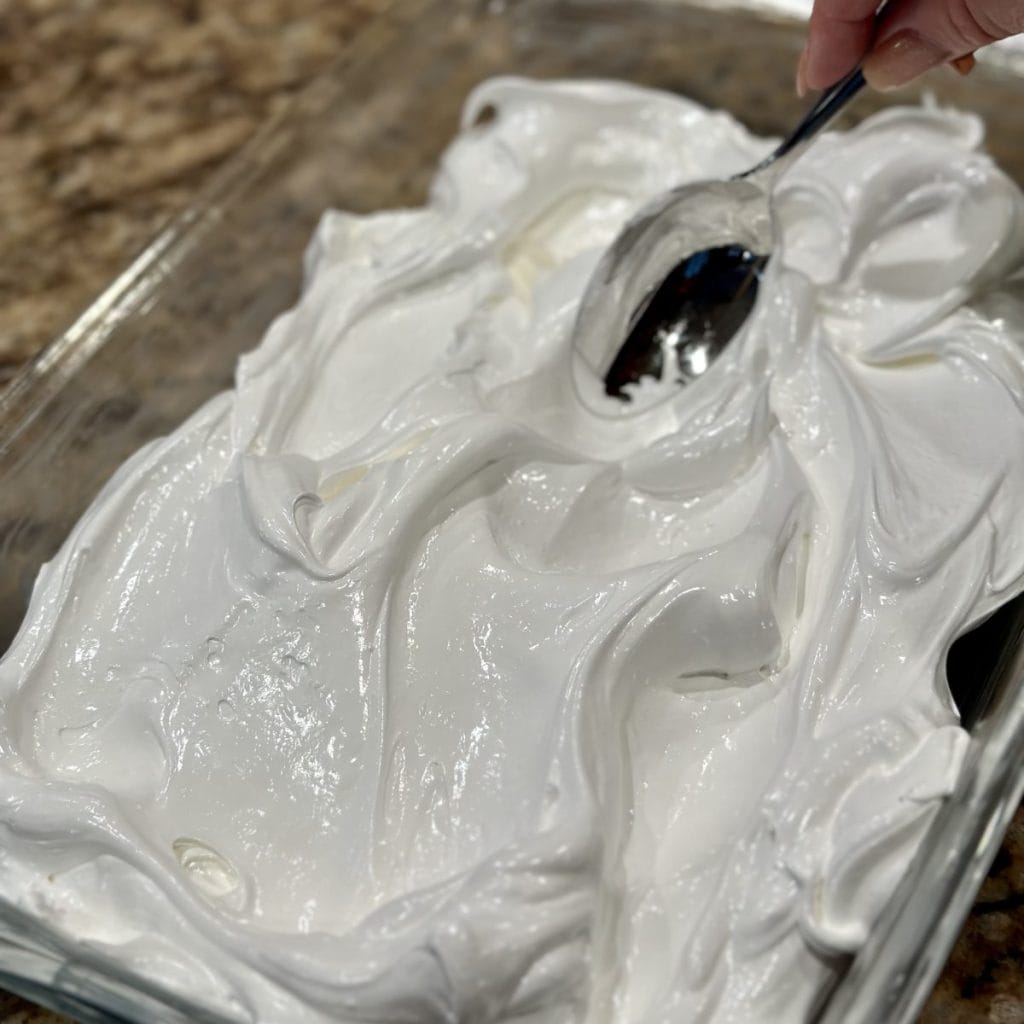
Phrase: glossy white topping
[{"left": 2, "top": 79, "right": 1023, "bottom": 1023}]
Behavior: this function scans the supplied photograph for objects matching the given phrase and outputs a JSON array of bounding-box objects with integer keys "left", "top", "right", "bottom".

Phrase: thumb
[{"left": 864, "top": 0, "right": 1024, "bottom": 89}]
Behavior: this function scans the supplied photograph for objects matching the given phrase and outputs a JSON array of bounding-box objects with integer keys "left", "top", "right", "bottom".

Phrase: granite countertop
[
  {"left": 0, "top": 0, "right": 376, "bottom": 386},
  {"left": 1, "top": 1, "right": 1022, "bottom": 1022}
]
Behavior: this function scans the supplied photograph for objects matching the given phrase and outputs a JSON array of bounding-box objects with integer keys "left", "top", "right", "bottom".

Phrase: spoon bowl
[
  {"left": 570, "top": 68, "right": 868, "bottom": 413},
  {"left": 571, "top": 174, "right": 774, "bottom": 413}
]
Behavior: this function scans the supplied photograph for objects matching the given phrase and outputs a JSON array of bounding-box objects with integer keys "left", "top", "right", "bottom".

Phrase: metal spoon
[{"left": 570, "top": 67, "right": 869, "bottom": 411}]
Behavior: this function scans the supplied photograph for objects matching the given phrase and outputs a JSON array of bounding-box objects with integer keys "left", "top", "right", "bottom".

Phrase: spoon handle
[
  {"left": 772, "top": 67, "right": 867, "bottom": 161},
  {"left": 739, "top": 66, "right": 868, "bottom": 180},
  {"left": 772, "top": 0, "right": 898, "bottom": 163}
]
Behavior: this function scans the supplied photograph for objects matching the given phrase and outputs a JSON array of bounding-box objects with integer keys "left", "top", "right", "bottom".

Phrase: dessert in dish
[{"left": 1, "top": 78, "right": 1023, "bottom": 1023}]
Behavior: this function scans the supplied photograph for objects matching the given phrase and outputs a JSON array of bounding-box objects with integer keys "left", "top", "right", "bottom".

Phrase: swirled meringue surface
[{"left": 2, "top": 79, "right": 1024, "bottom": 1023}]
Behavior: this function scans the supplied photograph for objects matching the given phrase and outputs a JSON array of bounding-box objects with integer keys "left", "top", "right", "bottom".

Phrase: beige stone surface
[{"left": 0, "top": 0, "right": 376, "bottom": 386}]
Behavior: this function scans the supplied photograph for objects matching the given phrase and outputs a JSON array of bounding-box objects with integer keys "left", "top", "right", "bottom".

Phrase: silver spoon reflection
[{"left": 571, "top": 68, "right": 869, "bottom": 410}]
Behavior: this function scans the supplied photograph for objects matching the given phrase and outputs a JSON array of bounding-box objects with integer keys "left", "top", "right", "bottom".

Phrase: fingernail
[
  {"left": 863, "top": 30, "right": 950, "bottom": 91},
  {"left": 950, "top": 53, "right": 977, "bottom": 76},
  {"left": 796, "top": 47, "right": 809, "bottom": 97}
]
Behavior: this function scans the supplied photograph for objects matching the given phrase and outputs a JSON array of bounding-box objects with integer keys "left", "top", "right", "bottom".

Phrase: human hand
[{"left": 797, "top": 0, "right": 1024, "bottom": 92}]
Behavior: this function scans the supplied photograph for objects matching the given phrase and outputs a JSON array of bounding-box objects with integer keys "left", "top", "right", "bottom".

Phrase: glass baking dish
[{"left": 1, "top": 0, "right": 1023, "bottom": 1020}]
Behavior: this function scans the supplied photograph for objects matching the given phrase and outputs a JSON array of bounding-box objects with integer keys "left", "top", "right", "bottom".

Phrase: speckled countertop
[
  {"left": 0, "top": 1, "right": 1022, "bottom": 1022},
  {"left": 0, "top": 0, "right": 375, "bottom": 386}
]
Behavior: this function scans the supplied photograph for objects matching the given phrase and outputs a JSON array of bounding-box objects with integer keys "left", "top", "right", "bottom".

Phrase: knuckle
[
  {"left": 994, "top": 0, "right": 1024, "bottom": 34},
  {"left": 951, "top": 0, "right": 1010, "bottom": 45}
]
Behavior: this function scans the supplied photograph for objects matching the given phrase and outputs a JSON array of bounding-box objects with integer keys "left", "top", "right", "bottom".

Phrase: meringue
[{"left": 2, "top": 79, "right": 1023, "bottom": 1023}]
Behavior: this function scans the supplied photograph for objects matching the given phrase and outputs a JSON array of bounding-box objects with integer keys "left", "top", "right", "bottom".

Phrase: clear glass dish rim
[{"left": 0, "top": 1, "right": 1022, "bottom": 1021}]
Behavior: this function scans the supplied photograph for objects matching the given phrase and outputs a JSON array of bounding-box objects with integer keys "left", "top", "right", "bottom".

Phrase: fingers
[
  {"left": 801, "top": 0, "right": 1024, "bottom": 93},
  {"left": 802, "top": 0, "right": 880, "bottom": 92},
  {"left": 864, "top": 0, "right": 1024, "bottom": 88}
]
